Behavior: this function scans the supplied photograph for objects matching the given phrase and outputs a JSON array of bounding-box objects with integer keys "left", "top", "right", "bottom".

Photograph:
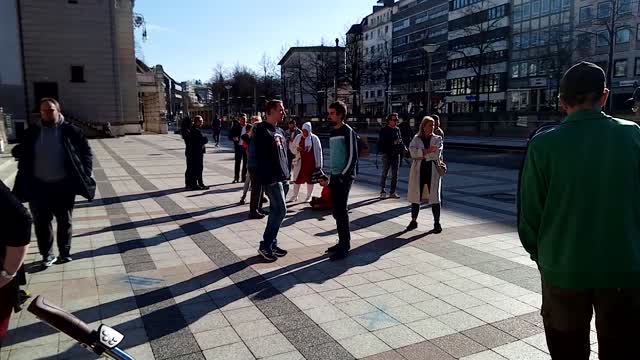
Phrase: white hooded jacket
[{"left": 290, "top": 122, "right": 323, "bottom": 181}]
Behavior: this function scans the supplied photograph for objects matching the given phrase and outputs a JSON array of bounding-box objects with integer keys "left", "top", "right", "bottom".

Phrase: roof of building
[
  {"left": 347, "top": 23, "right": 363, "bottom": 35},
  {"left": 278, "top": 45, "right": 346, "bottom": 65}
]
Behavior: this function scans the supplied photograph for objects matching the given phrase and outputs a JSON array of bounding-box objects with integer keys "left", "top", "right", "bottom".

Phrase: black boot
[{"left": 406, "top": 220, "right": 418, "bottom": 231}]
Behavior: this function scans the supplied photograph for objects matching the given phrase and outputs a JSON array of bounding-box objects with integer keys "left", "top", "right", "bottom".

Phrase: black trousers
[
  {"left": 541, "top": 279, "right": 640, "bottom": 359},
  {"left": 212, "top": 128, "right": 221, "bottom": 145},
  {"left": 234, "top": 145, "right": 247, "bottom": 182},
  {"left": 380, "top": 154, "right": 400, "bottom": 194},
  {"left": 192, "top": 153, "right": 204, "bottom": 186},
  {"left": 185, "top": 152, "right": 195, "bottom": 187},
  {"left": 29, "top": 180, "right": 76, "bottom": 259},
  {"left": 411, "top": 203, "right": 441, "bottom": 224},
  {"left": 330, "top": 175, "right": 353, "bottom": 251},
  {"left": 248, "top": 168, "right": 264, "bottom": 214}
]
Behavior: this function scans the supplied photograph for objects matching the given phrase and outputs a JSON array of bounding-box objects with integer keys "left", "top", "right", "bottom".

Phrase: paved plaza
[{"left": 1, "top": 134, "right": 599, "bottom": 360}]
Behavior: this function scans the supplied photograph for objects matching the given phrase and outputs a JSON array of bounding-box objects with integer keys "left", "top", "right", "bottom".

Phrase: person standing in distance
[
  {"left": 254, "top": 100, "right": 290, "bottom": 262},
  {"left": 325, "top": 101, "right": 358, "bottom": 261},
  {"left": 519, "top": 62, "right": 640, "bottom": 359},
  {"left": 377, "top": 113, "right": 404, "bottom": 199}
]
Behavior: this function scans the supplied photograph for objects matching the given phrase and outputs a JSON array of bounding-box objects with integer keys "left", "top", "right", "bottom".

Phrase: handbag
[{"left": 435, "top": 160, "right": 448, "bottom": 177}]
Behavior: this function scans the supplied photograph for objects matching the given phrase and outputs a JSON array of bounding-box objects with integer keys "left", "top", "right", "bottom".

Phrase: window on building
[
  {"left": 550, "top": 0, "right": 560, "bottom": 11},
  {"left": 529, "top": 62, "right": 538, "bottom": 76},
  {"left": 513, "top": 5, "right": 522, "bottom": 22},
  {"left": 577, "top": 33, "right": 593, "bottom": 49},
  {"left": 541, "top": 0, "right": 550, "bottom": 14},
  {"left": 377, "top": 90, "right": 383, "bottom": 97},
  {"left": 393, "top": 19, "right": 410, "bottom": 31},
  {"left": 520, "top": 63, "right": 528, "bottom": 77},
  {"left": 385, "top": 25, "right": 389, "bottom": 33},
  {"left": 616, "top": 28, "right": 631, "bottom": 43},
  {"left": 597, "top": 2, "right": 612, "bottom": 18},
  {"left": 579, "top": 6, "right": 593, "bottom": 24},
  {"left": 365, "top": 91, "right": 369, "bottom": 99},
  {"left": 614, "top": 59, "right": 627, "bottom": 77},
  {"left": 512, "top": 63, "right": 520, "bottom": 78},
  {"left": 638, "top": 24, "right": 640, "bottom": 40},
  {"left": 596, "top": 30, "right": 609, "bottom": 47},
  {"left": 619, "top": 0, "right": 632, "bottom": 14},
  {"left": 70, "top": 66, "right": 85, "bottom": 83},
  {"left": 635, "top": 58, "right": 640, "bottom": 76},
  {"left": 522, "top": 3, "right": 531, "bottom": 18},
  {"left": 531, "top": 0, "right": 541, "bottom": 16}
]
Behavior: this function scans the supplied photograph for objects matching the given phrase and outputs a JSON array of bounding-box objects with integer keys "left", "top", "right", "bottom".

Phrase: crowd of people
[{"left": 4, "top": 62, "right": 640, "bottom": 357}]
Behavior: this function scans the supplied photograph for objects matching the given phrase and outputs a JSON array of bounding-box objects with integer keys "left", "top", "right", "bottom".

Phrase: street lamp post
[
  {"left": 422, "top": 44, "right": 439, "bottom": 115},
  {"left": 225, "top": 85, "right": 232, "bottom": 119}
]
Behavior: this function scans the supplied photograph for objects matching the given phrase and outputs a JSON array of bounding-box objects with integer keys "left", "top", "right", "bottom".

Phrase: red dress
[{"left": 295, "top": 144, "right": 316, "bottom": 184}]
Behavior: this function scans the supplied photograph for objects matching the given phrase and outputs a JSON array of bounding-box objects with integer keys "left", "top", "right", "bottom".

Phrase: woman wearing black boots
[{"left": 406, "top": 116, "right": 443, "bottom": 233}]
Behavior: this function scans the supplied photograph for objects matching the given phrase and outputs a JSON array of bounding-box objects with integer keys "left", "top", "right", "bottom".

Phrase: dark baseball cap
[{"left": 559, "top": 62, "right": 606, "bottom": 105}]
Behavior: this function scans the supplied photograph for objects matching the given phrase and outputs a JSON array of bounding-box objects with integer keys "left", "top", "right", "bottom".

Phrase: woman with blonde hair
[{"left": 406, "top": 116, "right": 443, "bottom": 233}]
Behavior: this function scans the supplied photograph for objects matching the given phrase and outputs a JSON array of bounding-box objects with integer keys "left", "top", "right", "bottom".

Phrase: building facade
[
  {"left": 390, "top": 0, "right": 450, "bottom": 114},
  {"left": 17, "top": 0, "right": 140, "bottom": 136},
  {"left": 572, "top": 0, "right": 640, "bottom": 112},
  {"left": 446, "top": 0, "right": 511, "bottom": 113},
  {"left": 362, "top": 0, "right": 396, "bottom": 115},
  {"left": 279, "top": 45, "right": 347, "bottom": 117}
]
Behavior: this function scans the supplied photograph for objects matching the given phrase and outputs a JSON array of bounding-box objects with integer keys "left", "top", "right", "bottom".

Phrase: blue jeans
[{"left": 260, "top": 181, "right": 289, "bottom": 250}]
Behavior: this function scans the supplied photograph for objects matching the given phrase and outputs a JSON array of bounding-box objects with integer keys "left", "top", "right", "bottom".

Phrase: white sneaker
[
  {"left": 389, "top": 193, "right": 400, "bottom": 199},
  {"left": 380, "top": 192, "right": 387, "bottom": 199}
]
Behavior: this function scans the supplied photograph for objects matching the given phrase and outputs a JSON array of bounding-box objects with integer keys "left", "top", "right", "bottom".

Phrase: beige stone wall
[{"left": 19, "top": 0, "right": 139, "bottom": 133}]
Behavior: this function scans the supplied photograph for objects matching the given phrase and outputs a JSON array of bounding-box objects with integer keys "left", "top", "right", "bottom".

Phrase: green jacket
[{"left": 519, "top": 110, "right": 640, "bottom": 289}]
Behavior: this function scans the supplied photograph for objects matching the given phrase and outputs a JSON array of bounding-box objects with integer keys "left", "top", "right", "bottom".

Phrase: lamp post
[
  {"left": 422, "top": 44, "right": 439, "bottom": 115},
  {"left": 225, "top": 85, "right": 232, "bottom": 118}
]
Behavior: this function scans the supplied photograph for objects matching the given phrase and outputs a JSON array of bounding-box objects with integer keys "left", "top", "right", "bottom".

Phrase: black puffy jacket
[{"left": 12, "top": 121, "right": 96, "bottom": 202}]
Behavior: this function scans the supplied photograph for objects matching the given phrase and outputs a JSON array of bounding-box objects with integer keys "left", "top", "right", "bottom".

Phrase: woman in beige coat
[{"left": 406, "top": 116, "right": 443, "bottom": 232}]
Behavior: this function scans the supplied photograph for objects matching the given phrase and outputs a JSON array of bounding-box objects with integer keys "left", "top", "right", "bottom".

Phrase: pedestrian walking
[
  {"left": 230, "top": 115, "right": 248, "bottom": 183},
  {"left": 519, "top": 62, "right": 640, "bottom": 359},
  {"left": 284, "top": 119, "right": 302, "bottom": 173},
  {"left": 181, "top": 117, "right": 196, "bottom": 189},
  {"left": 432, "top": 114, "right": 444, "bottom": 138},
  {"left": 211, "top": 115, "right": 222, "bottom": 147},
  {"left": 377, "top": 113, "right": 404, "bottom": 199},
  {"left": 254, "top": 100, "right": 290, "bottom": 262},
  {"left": 12, "top": 98, "right": 95, "bottom": 269},
  {"left": 406, "top": 116, "right": 443, "bottom": 233},
  {"left": 188, "top": 115, "right": 209, "bottom": 190},
  {"left": 289, "top": 122, "right": 323, "bottom": 203},
  {"left": 325, "top": 101, "right": 358, "bottom": 261},
  {"left": 0, "top": 181, "right": 32, "bottom": 346},
  {"left": 239, "top": 123, "right": 254, "bottom": 202},
  {"left": 243, "top": 116, "right": 268, "bottom": 219}
]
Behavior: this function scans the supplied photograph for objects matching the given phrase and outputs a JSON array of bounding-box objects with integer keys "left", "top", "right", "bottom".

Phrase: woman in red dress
[{"left": 289, "top": 122, "right": 323, "bottom": 202}]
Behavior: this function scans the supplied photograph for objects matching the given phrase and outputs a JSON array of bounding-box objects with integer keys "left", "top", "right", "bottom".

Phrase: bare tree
[
  {"left": 366, "top": 40, "right": 394, "bottom": 115},
  {"left": 343, "top": 34, "right": 365, "bottom": 116},
  {"left": 448, "top": 0, "right": 508, "bottom": 113},
  {"left": 539, "top": 27, "right": 577, "bottom": 110},
  {"left": 575, "top": 0, "right": 638, "bottom": 111}
]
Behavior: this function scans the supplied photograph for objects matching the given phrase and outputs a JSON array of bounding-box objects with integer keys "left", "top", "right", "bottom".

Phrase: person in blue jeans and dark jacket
[
  {"left": 325, "top": 101, "right": 358, "bottom": 261},
  {"left": 377, "top": 113, "right": 404, "bottom": 199},
  {"left": 254, "top": 100, "right": 290, "bottom": 262}
]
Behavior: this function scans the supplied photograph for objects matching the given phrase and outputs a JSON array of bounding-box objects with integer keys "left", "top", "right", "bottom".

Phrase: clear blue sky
[{"left": 134, "top": 0, "right": 376, "bottom": 82}]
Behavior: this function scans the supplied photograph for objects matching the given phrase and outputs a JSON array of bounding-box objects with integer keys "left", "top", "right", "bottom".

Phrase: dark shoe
[
  {"left": 232, "top": 179, "right": 239, "bottom": 184},
  {"left": 406, "top": 220, "right": 418, "bottom": 231},
  {"left": 249, "top": 212, "right": 266, "bottom": 220},
  {"left": 239, "top": 198, "right": 246, "bottom": 205},
  {"left": 389, "top": 193, "right": 400, "bottom": 199},
  {"left": 325, "top": 244, "right": 340, "bottom": 254},
  {"left": 329, "top": 250, "right": 350, "bottom": 261},
  {"left": 258, "top": 210, "right": 269, "bottom": 216},
  {"left": 42, "top": 256, "right": 57, "bottom": 269},
  {"left": 380, "top": 191, "right": 387, "bottom": 199},
  {"left": 198, "top": 185, "right": 210, "bottom": 190},
  {"left": 433, "top": 223, "right": 443, "bottom": 234},
  {"left": 18, "top": 290, "right": 31, "bottom": 307},
  {"left": 261, "top": 197, "right": 269, "bottom": 204},
  {"left": 258, "top": 248, "right": 277, "bottom": 262},
  {"left": 273, "top": 246, "right": 288, "bottom": 257},
  {"left": 187, "top": 185, "right": 200, "bottom": 191},
  {"left": 55, "top": 256, "right": 72, "bottom": 265}
]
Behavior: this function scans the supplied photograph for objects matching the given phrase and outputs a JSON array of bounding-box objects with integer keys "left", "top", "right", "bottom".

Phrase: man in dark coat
[
  {"left": 188, "top": 116, "right": 209, "bottom": 190},
  {"left": 12, "top": 98, "right": 95, "bottom": 269}
]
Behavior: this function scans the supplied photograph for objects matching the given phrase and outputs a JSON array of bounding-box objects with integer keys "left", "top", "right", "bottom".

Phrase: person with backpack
[
  {"left": 325, "top": 101, "right": 358, "bottom": 261},
  {"left": 519, "top": 62, "right": 640, "bottom": 359},
  {"left": 377, "top": 113, "right": 404, "bottom": 199}
]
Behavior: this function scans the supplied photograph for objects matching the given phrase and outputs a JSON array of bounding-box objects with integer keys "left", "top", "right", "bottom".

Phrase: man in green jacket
[{"left": 519, "top": 62, "right": 640, "bottom": 359}]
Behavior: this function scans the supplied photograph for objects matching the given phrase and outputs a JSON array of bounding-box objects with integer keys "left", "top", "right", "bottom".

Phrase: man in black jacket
[
  {"left": 254, "top": 100, "right": 290, "bottom": 262},
  {"left": 377, "top": 113, "right": 404, "bottom": 199},
  {"left": 189, "top": 116, "right": 209, "bottom": 190},
  {"left": 12, "top": 98, "right": 95, "bottom": 269},
  {"left": 211, "top": 115, "right": 221, "bottom": 147},
  {"left": 230, "top": 115, "right": 248, "bottom": 183}
]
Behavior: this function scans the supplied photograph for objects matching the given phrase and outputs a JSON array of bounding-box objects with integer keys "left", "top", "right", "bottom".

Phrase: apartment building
[
  {"left": 390, "top": 0, "right": 449, "bottom": 114},
  {"left": 446, "top": 0, "right": 511, "bottom": 113},
  {"left": 362, "top": 0, "right": 396, "bottom": 115}
]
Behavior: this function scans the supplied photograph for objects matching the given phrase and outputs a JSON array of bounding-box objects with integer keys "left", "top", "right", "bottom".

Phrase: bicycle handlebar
[{"left": 27, "top": 295, "right": 94, "bottom": 346}]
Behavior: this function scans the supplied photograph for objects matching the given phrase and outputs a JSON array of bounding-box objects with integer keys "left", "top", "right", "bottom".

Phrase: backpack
[{"left": 516, "top": 122, "right": 560, "bottom": 225}]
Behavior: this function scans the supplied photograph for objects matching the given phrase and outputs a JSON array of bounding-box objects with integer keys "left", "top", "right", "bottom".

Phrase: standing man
[
  {"left": 519, "top": 62, "right": 640, "bottom": 359},
  {"left": 12, "top": 98, "right": 95, "bottom": 268},
  {"left": 189, "top": 116, "right": 209, "bottom": 190},
  {"left": 211, "top": 114, "right": 221, "bottom": 147},
  {"left": 230, "top": 114, "right": 248, "bottom": 183},
  {"left": 377, "top": 113, "right": 404, "bottom": 199},
  {"left": 284, "top": 119, "right": 302, "bottom": 172},
  {"left": 254, "top": 101, "right": 290, "bottom": 261},
  {"left": 325, "top": 101, "right": 358, "bottom": 261}
]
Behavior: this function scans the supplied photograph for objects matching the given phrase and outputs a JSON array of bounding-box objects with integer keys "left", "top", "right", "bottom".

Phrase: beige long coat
[{"left": 407, "top": 135, "right": 443, "bottom": 205}]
